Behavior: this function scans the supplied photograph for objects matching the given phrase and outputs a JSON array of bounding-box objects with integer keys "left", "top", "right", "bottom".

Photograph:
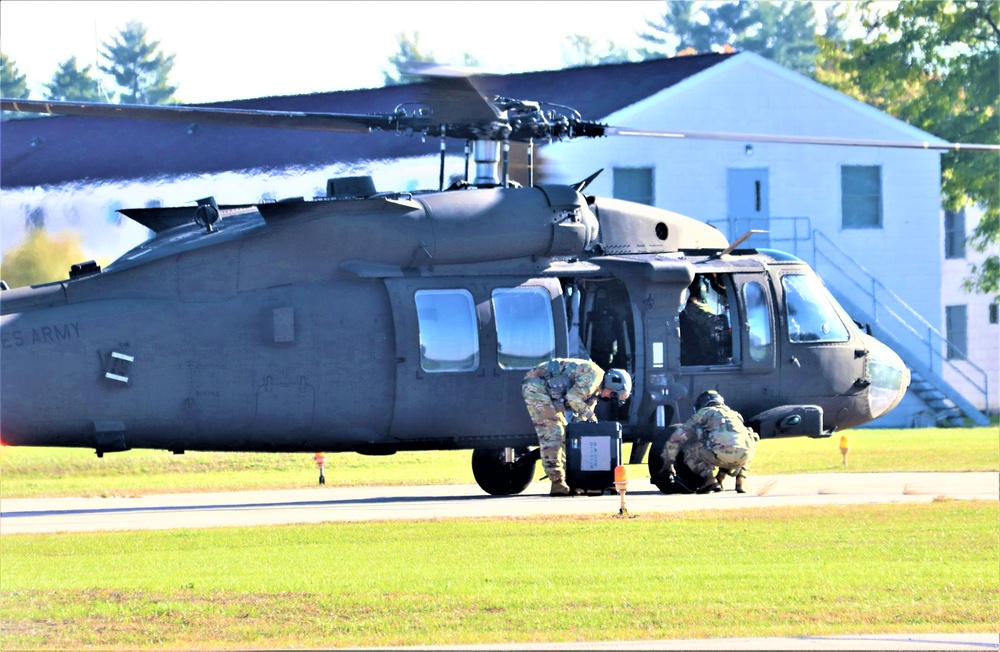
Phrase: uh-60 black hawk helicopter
[{"left": 1, "top": 68, "right": 994, "bottom": 495}]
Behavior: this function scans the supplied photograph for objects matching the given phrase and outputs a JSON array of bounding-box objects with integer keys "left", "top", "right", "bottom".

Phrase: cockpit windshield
[{"left": 782, "top": 274, "right": 850, "bottom": 343}]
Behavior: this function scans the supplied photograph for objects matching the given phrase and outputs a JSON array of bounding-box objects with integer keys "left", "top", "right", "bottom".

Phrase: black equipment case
[{"left": 565, "top": 421, "right": 623, "bottom": 491}]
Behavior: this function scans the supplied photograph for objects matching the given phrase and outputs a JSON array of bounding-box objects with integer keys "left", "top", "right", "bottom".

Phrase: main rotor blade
[
  {"left": 1, "top": 98, "right": 388, "bottom": 133},
  {"left": 407, "top": 64, "right": 502, "bottom": 125},
  {"left": 604, "top": 125, "right": 1000, "bottom": 152}
]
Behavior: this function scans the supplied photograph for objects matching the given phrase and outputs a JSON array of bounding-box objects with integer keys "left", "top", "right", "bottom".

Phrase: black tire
[
  {"left": 471, "top": 447, "right": 537, "bottom": 496},
  {"left": 647, "top": 438, "right": 671, "bottom": 492}
]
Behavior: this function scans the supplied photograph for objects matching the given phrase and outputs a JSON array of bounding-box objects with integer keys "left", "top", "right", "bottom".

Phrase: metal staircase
[{"left": 810, "top": 230, "right": 990, "bottom": 427}]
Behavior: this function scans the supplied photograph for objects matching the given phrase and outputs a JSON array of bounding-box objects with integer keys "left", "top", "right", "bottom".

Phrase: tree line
[
  {"left": 1, "top": 21, "right": 175, "bottom": 106},
  {"left": 1, "top": 1, "right": 997, "bottom": 297}
]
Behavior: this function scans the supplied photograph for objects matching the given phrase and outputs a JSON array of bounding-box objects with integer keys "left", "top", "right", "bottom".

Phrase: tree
[
  {"left": 44, "top": 56, "right": 104, "bottom": 102},
  {"left": 382, "top": 32, "right": 482, "bottom": 86},
  {"left": 816, "top": 0, "right": 1000, "bottom": 299},
  {"left": 0, "top": 228, "right": 87, "bottom": 289},
  {"left": 562, "top": 35, "right": 635, "bottom": 67},
  {"left": 99, "top": 21, "right": 177, "bottom": 104},
  {"left": 1, "top": 51, "right": 29, "bottom": 99},
  {"left": 639, "top": 1, "right": 824, "bottom": 76},
  {"left": 382, "top": 32, "right": 438, "bottom": 86}
]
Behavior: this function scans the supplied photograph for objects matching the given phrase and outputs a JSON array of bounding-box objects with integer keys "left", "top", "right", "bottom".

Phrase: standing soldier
[
  {"left": 663, "top": 390, "right": 758, "bottom": 493},
  {"left": 522, "top": 359, "right": 631, "bottom": 496}
]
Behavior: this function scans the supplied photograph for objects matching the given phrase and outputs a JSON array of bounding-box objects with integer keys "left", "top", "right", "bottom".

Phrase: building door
[{"left": 726, "top": 168, "right": 770, "bottom": 248}]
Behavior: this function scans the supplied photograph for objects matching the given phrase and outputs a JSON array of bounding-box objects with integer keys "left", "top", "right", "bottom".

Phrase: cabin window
[
  {"left": 841, "top": 165, "right": 882, "bottom": 229},
  {"left": 743, "top": 281, "right": 773, "bottom": 362},
  {"left": 414, "top": 289, "right": 479, "bottom": 372},
  {"left": 944, "top": 208, "right": 966, "bottom": 259},
  {"left": 613, "top": 167, "right": 654, "bottom": 206},
  {"left": 492, "top": 287, "right": 555, "bottom": 369},
  {"left": 679, "top": 274, "right": 734, "bottom": 366},
  {"left": 782, "top": 274, "right": 850, "bottom": 343},
  {"left": 945, "top": 305, "right": 968, "bottom": 360}
]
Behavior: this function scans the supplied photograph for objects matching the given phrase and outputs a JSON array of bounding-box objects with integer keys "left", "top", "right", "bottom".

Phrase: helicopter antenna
[
  {"left": 572, "top": 169, "right": 604, "bottom": 193},
  {"left": 713, "top": 229, "right": 768, "bottom": 258}
]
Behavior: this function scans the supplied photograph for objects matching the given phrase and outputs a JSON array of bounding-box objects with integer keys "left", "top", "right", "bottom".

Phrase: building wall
[{"left": 941, "top": 205, "right": 999, "bottom": 413}]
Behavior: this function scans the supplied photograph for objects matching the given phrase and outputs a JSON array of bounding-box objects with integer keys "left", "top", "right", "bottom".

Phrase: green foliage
[
  {"left": 640, "top": 0, "right": 826, "bottom": 76},
  {"left": 1, "top": 51, "right": 31, "bottom": 119},
  {"left": 44, "top": 56, "right": 104, "bottom": 102},
  {"left": 382, "top": 31, "right": 437, "bottom": 86},
  {"left": 98, "top": 21, "right": 177, "bottom": 104},
  {"left": 561, "top": 35, "right": 635, "bottom": 67},
  {"left": 817, "top": 0, "right": 1000, "bottom": 299},
  {"left": 0, "top": 227, "right": 87, "bottom": 289},
  {"left": 0, "top": 502, "right": 995, "bottom": 648},
  {"left": 0, "top": 51, "right": 29, "bottom": 99}
]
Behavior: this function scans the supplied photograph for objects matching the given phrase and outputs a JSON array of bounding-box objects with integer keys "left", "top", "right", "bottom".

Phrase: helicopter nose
[{"left": 862, "top": 333, "right": 910, "bottom": 420}]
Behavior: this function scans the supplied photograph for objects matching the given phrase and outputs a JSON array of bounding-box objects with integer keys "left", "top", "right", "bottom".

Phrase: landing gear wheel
[{"left": 471, "top": 447, "right": 538, "bottom": 496}]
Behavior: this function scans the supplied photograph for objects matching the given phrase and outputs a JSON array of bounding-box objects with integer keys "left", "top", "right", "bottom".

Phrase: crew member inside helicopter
[
  {"left": 680, "top": 275, "right": 733, "bottom": 366},
  {"left": 522, "top": 359, "right": 632, "bottom": 496}
]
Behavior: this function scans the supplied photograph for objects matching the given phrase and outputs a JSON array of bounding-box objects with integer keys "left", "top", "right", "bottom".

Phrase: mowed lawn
[
  {"left": 1, "top": 427, "right": 997, "bottom": 498},
  {"left": 1, "top": 501, "right": 996, "bottom": 649},
  {"left": 1, "top": 427, "right": 996, "bottom": 648}
]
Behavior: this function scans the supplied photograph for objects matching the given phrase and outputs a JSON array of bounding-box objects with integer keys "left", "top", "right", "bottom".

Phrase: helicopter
[{"left": 1, "top": 68, "right": 994, "bottom": 496}]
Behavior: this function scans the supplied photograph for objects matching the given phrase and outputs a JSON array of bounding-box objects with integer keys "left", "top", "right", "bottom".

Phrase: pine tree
[
  {"left": 98, "top": 21, "right": 177, "bottom": 104},
  {"left": 640, "top": 1, "right": 824, "bottom": 76},
  {"left": 382, "top": 32, "right": 437, "bottom": 86},
  {"left": 1, "top": 51, "right": 30, "bottom": 99},
  {"left": 44, "top": 56, "right": 104, "bottom": 102}
]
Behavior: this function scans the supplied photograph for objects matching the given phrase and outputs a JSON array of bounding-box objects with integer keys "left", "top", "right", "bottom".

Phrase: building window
[
  {"left": 944, "top": 208, "right": 966, "bottom": 259},
  {"left": 613, "top": 167, "right": 654, "bottom": 206},
  {"left": 492, "top": 287, "right": 556, "bottom": 369},
  {"left": 989, "top": 303, "right": 999, "bottom": 325},
  {"left": 414, "top": 289, "right": 479, "bottom": 372},
  {"left": 945, "top": 305, "right": 968, "bottom": 361},
  {"left": 841, "top": 165, "right": 882, "bottom": 229}
]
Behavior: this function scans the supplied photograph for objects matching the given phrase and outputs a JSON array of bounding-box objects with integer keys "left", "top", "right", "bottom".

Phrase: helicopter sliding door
[{"left": 384, "top": 276, "right": 567, "bottom": 442}]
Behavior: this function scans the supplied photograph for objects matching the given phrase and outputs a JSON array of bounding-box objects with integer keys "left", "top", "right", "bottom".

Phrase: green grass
[
  {"left": 0, "top": 501, "right": 995, "bottom": 649},
  {"left": 2, "top": 427, "right": 997, "bottom": 498}
]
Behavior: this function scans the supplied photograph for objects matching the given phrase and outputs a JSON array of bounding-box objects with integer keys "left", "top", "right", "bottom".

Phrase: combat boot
[
  {"left": 695, "top": 478, "right": 722, "bottom": 494},
  {"left": 715, "top": 469, "right": 728, "bottom": 490},
  {"left": 550, "top": 479, "right": 572, "bottom": 496},
  {"left": 735, "top": 477, "right": 746, "bottom": 494}
]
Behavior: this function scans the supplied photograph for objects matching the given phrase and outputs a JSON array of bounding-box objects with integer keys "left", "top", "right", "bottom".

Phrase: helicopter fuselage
[{"left": 0, "top": 184, "right": 909, "bottom": 468}]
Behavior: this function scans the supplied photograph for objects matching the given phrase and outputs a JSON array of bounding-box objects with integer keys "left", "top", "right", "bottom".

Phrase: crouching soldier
[
  {"left": 663, "top": 390, "right": 758, "bottom": 493},
  {"left": 522, "top": 359, "right": 631, "bottom": 496}
]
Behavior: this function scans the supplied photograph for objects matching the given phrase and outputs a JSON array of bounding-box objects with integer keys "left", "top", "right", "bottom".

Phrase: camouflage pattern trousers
[
  {"left": 681, "top": 436, "right": 753, "bottom": 482},
  {"left": 522, "top": 379, "right": 568, "bottom": 483}
]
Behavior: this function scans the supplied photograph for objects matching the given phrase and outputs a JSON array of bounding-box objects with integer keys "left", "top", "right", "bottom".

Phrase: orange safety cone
[
  {"left": 315, "top": 452, "right": 327, "bottom": 485},
  {"left": 613, "top": 464, "right": 629, "bottom": 516},
  {"left": 839, "top": 435, "right": 849, "bottom": 467}
]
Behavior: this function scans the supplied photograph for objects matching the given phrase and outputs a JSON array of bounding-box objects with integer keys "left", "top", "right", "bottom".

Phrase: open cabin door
[{"left": 384, "top": 276, "right": 568, "bottom": 441}]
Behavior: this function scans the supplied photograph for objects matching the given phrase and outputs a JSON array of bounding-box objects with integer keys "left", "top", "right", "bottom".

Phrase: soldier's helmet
[
  {"left": 696, "top": 390, "right": 724, "bottom": 410},
  {"left": 603, "top": 369, "right": 632, "bottom": 401}
]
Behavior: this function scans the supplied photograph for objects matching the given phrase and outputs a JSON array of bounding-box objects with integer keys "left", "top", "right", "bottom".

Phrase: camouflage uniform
[
  {"left": 522, "top": 358, "right": 604, "bottom": 488},
  {"left": 665, "top": 403, "right": 758, "bottom": 486},
  {"left": 680, "top": 296, "right": 717, "bottom": 365}
]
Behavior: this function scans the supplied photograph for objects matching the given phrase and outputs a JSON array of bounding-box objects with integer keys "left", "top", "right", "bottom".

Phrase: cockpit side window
[
  {"left": 492, "top": 287, "right": 556, "bottom": 369},
  {"left": 743, "top": 281, "right": 773, "bottom": 362},
  {"left": 415, "top": 289, "right": 480, "bottom": 372},
  {"left": 782, "top": 274, "right": 850, "bottom": 343},
  {"left": 679, "top": 274, "right": 735, "bottom": 366}
]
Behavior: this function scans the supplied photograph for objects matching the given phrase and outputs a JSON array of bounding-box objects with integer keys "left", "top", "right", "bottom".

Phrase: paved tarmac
[{"left": 1, "top": 471, "right": 996, "bottom": 534}]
